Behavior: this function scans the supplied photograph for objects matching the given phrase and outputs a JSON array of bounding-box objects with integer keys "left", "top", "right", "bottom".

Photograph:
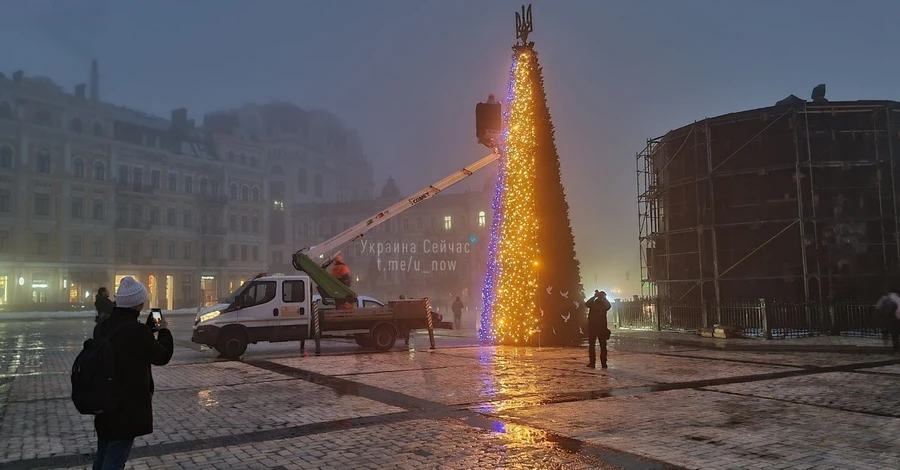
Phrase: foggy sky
[{"left": 4, "top": 0, "right": 900, "bottom": 295}]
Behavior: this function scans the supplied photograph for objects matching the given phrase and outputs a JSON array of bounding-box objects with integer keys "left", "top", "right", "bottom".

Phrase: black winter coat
[
  {"left": 585, "top": 295, "right": 611, "bottom": 328},
  {"left": 92, "top": 307, "right": 174, "bottom": 440},
  {"left": 94, "top": 296, "right": 115, "bottom": 322}
]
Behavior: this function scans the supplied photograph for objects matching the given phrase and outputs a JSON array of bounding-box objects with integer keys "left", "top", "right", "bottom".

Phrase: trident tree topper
[{"left": 515, "top": 4, "right": 534, "bottom": 47}]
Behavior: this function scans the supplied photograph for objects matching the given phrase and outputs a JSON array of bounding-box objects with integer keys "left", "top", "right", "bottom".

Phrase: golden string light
[{"left": 484, "top": 47, "right": 540, "bottom": 345}]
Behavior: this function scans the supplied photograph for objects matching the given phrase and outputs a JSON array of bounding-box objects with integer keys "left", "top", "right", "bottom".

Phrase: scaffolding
[{"left": 638, "top": 100, "right": 900, "bottom": 328}]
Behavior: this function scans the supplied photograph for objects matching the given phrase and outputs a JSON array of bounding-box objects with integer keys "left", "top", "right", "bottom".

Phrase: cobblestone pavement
[{"left": 1, "top": 316, "right": 899, "bottom": 469}]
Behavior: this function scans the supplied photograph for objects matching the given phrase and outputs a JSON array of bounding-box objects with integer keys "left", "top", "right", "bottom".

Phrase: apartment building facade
[{"left": 0, "top": 67, "right": 267, "bottom": 310}]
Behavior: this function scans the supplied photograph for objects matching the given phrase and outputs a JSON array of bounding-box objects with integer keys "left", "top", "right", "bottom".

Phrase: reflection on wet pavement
[{"left": 2, "top": 316, "right": 899, "bottom": 469}]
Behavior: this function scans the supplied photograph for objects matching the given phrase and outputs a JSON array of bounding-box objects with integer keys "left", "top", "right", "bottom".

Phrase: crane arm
[{"left": 297, "top": 152, "right": 499, "bottom": 266}]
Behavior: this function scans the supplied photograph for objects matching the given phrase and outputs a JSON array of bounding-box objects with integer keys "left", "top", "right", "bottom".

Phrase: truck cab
[{"left": 192, "top": 274, "right": 314, "bottom": 358}]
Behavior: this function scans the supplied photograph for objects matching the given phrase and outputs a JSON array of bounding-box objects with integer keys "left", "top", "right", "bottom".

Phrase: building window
[
  {"left": 149, "top": 207, "right": 159, "bottom": 225},
  {"left": 252, "top": 245, "right": 259, "bottom": 262},
  {"left": 183, "top": 210, "right": 192, "bottom": 228},
  {"left": 93, "top": 122, "right": 104, "bottom": 138},
  {"left": 35, "top": 233, "right": 49, "bottom": 255},
  {"left": 0, "top": 102, "right": 11, "bottom": 120},
  {"left": 184, "top": 175, "right": 193, "bottom": 194},
  {"left": 314, "top": 174, "right": 323, "bottom": 198},
  {"left": 70, "top": 118, "right": 83, "bottom": 133},
  {"left": 402, "top": 218, "right": 410, "bottom": 231},
  {"left": 241, "top": 185, "right": 249, "bottom": 202},
  {"left": 241, "top": 245, "right": 248, "bottom": 261},
  {"left": 115, "top": 205, "right": 127, "bottom": 223},
  {"left": 71, "top": 236, "right": 82, "bottom": 256},
  {"left": 150, "top": 170, "right": 160, "bottom": 189},
  {"left": 166, "top": 209, "right": 176, "bottom": 226},
  {"left": 0, "top": 146, "right": 12, "bottom": 169},
  {"left": 93, "top": 237, "right": 103, "bottom": 256},
  {"left": 115, "top": 243, "right": 125, "bottom": 257},
  {"left": 416, "top": 217, "right": 423, "bottom": 230},
  {"left": 0, "top": 231, "right": 8, "bottom": 253},
  {"left": 73, "top": 158, "right": 85, "bottom": 178},
  {"left": 229, "top": 244, "right": 237, "bottom": 261},
  {"left": 183, "top": 242, "right": 192, "bottom": 260},
  {"left": 118, "top": 165, "right": 128, "bottom": 183},
  {"left": 167, "top": 241, "right": 175, "bottom": 259},
  {"left": 149, "top": 240, "right": 159, "bottom": 258},
  {"left": 298, "top": 169, "right": 308, "bottom": 194},
  {"left": 93, "top": 162, "right": 105, "bottom": 181},
  {"left": 71, "top": 198, "right": 83, "bottom": 219},
  {"left": 168, "top": 173, "right": 177, "bottom": 191},
  {"left": 0, "top": 191, "right": 10, "bottom": 213},
  {"left": 230, "top": 183, "right": 238, "bottom": 200},
  {"left": 241, "top": 216, "right": 248, "bottom": 232},
  {"left": 34, "top": 109, "right": 53, "bottom": 127},
  {"left": 92, "top": 200, "right": 104, "bottom": 220},
  {"left": 478, "top": 211, "right": 486, "bottom": 227},
  {"left": 211, "top": 181, "right": 220, "bottom": 195},
  {"left": 36, "top": 152, "right": 51, "bottom": 173},
  {"left": 131, "top": 205, "right": 142, "bottom": 226},
  {"left": 34, "top": 194, "right": 50, "bottom": 216},
  {"left": 252, "top": 186, "right": 260, "bottom": 202},
  {"left": 229, "top": 215, "right": 237, "bottom": 231},
  {"left": 132, "top": 167, "right": 143, "bottom": 190},
  {"left": 200, "top": 179, "right": 208, "bottom": 194},
  {"left": 252, "top": 217, "right": 259, "bottom": 233}
]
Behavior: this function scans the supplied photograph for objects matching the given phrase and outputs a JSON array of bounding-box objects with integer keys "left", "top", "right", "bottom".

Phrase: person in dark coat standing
[
  {"left": 91, "top": 277, "right": 173, "bottom": 470},
  {"left": 875, "top": 289, "right": 900, "bottom": 353},
  {"left": 452, "top": 297, "right": 464, "bottom": 330},
  {"left": 94, "top": 287, "right": 115, "bottom": 323},
  {"left": 585, "top": 290, "right": 612, "bottom": 369}
]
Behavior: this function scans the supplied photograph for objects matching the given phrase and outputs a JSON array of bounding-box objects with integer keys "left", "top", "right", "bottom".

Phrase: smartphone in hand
[{"left": 149, "top": 308, "right": 163, "bottom": 331}]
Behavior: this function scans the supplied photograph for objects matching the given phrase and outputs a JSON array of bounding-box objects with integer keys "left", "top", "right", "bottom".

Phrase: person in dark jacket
[
  {"left": 584, "top": 290, "right": 612, "bottom": 369},
  {"left": 452, "top": 297, "right": 464, "bottom": 330},
  {"left": 875, "top": 289, "right": 900, "bottom": 353},
  {"left": 91, "top": 276, "right": 173, "bottom": 470},
  {"left": 94, "top": 287, "right": 115, "bottom": 323}
]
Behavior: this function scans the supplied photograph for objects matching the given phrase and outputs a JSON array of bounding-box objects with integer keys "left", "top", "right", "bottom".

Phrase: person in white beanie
[{"left": 90, "top": 276, "right": 173, "bottom": 470}]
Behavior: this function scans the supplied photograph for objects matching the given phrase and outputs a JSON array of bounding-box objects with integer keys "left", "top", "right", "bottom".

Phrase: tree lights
[{"left": 481, "top": 5, "right": 586, "bottom": 346}]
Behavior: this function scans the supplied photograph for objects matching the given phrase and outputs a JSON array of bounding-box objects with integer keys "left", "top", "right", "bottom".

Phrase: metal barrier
[
  {"left": 614, "top": 297, "right": 885, "bottom": 339},
  {"left": 424, "top": 297, "right": 436, "bottom": 349},
  {"left": 312, "top": 300, "right": 321, "bottom": 354}
]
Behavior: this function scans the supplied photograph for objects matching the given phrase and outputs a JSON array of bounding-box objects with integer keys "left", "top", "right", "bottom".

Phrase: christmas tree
[{"left": 481, "top": 5, "right": 586, "bottom": 346}]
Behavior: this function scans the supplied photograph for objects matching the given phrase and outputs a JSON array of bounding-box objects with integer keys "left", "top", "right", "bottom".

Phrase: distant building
[
  {"left": 292, "top": 178, "right": 494, "bottom": 315},
  {"left": 0, "top": 64, "right": 267, "bottom": 310},
  {"left": 205, "top": 103, "right": 374, "bottom": 272}
]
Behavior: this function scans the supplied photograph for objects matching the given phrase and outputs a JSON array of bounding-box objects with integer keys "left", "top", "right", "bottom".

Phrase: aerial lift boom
[{"left": 292, "top": 152, "right": 499, "bottom": 301}]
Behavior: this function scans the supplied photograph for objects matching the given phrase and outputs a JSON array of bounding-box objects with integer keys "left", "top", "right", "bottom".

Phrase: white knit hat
[{"left": 115, "top": 276, "right": 148, "bottom": 309}]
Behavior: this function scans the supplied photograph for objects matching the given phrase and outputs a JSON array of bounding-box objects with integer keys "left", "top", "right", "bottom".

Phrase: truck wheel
[
  {"left": 218, "top": 330, "right": 248, "bottom": 359},
  {"left": 354, "top": 334, "right": 372, "bottom": 347},
  {"left": 371, "top": 324, "right": 397, "bottom": 351}
]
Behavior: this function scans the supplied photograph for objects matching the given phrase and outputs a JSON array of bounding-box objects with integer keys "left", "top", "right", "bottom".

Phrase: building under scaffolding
[{"left": 638, "top": 98, "right": 900, "bottom": 313}]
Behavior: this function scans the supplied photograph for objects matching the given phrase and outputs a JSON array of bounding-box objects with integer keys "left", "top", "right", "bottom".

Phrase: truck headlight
[{"left": 199, "top": 310, "right": 221, "bottom": 323}]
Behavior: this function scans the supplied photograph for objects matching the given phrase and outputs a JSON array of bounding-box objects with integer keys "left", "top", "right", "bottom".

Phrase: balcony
[
  {"left": 199, "top": 193, "right": 228, "bottom": 205},
  {"left": 115, "top": 219, "right": 153, "bottom": 230},
  {"left": 200, "top": 225, "right": 227, "bottom": 236},
  {"left": 115, "top": 182, "right": 155, "bottom": 195}
]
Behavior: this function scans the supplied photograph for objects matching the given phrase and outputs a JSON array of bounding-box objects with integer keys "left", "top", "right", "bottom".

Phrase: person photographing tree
[
  {"left": 585, "top": 290, "right": 611, "bottom": 369},
  {"left": 86, "top": 277, "right": 174, "bottom": 469}
]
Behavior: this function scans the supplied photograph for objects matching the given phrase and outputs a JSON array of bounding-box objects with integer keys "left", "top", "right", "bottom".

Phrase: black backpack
[{"left": 71, "top": 321, "right": 130, "bottom": 415}]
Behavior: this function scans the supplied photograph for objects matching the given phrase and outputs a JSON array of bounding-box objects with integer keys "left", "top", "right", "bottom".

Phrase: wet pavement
[{"left": 1, "top": 316, "right": 899, "bottom": 469}]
